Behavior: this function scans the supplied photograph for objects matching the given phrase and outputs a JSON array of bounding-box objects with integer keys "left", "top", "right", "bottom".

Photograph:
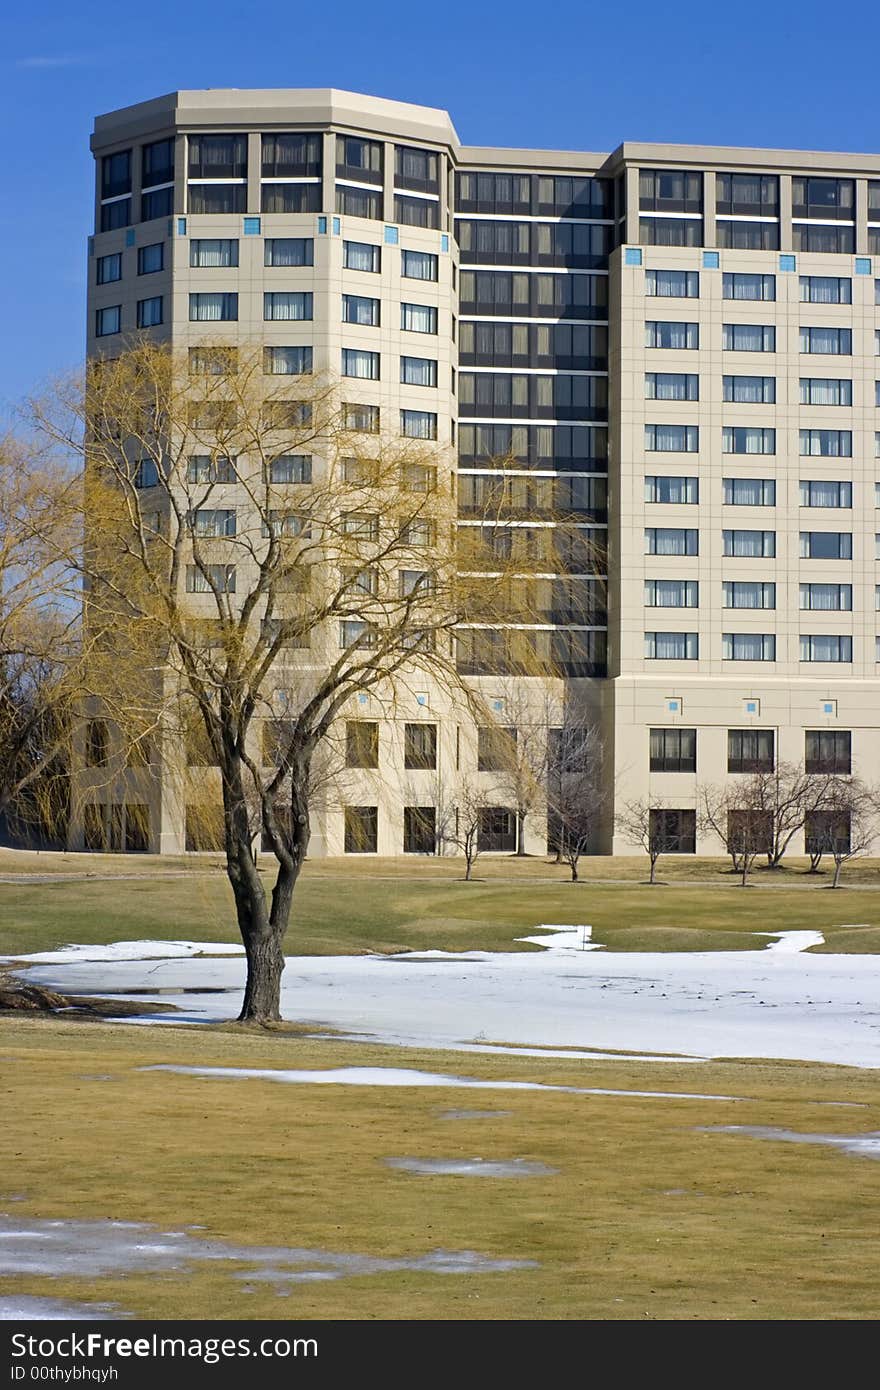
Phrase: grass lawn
[
  {"left": 2, "top": 851, "right": 880, "bottom": 958},
  {"left": 2, "top": 1017, "right": 879, "bottom": 1321}
]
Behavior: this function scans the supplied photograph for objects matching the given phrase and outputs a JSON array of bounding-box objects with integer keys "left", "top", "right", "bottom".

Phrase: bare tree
[
  {"left": 436, "top": 776, "right": 493, "bottom": 880},
  {"left": 748, "top": 762, "right": 834, "bottom": 869},
  {"left": 699, "top": 783, "right": 770, "bottom": 886},
  {"left": 807, "top": 778, "right": 876, "bottom": 888},
  {"left": 546, "top": 712, "right": 604, "bottom": 882},
  {"left": 31, "top": 342, "right": 531, "bottom": 1021},
  {"left": 615, "top": 797, "right": 678, "bottom": 884}
]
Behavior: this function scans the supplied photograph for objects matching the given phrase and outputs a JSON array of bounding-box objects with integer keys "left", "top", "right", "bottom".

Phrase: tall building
[{"left": 80, "top": 87, "right": 880, "bottom": 857}]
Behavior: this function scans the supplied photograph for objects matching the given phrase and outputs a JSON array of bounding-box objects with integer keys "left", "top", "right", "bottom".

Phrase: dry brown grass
[{"left": 2, "top": 1017, "right": 879, "bottom": 1320}]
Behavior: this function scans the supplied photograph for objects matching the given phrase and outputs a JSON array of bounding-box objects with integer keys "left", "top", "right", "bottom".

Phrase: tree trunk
[
  {"left": 741, "top": 855, "right": 749, "bottom": 888},
  {"left": 832, "top": 858, "right": 843, "bottom": 889},
  {"left": 649, "top": 855, "right": 657, "bottom": 884},
  {"left": 569, "top": 859, "right": 579, "bottom": 882},
  {"left": 515, "top": 809, "right": 527, "bottom": 855},
  {"left": 239, "top": 929, "right": 286, "bottom": 1022}
]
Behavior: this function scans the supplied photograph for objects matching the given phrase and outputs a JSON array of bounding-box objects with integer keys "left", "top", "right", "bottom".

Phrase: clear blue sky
[{"left": 3, "top": 0, "right": 879, "bottom": 413}]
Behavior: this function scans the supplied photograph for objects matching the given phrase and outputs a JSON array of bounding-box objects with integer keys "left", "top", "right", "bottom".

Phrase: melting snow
[
  {"left": 13, "top": 922, "right": 880, "bottom": 1068},
  {"left": 702, "top": 1125, "right": 880, "bottom": 1160}
]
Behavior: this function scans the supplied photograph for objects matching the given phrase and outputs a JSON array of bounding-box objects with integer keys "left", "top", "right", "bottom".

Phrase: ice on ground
[
  {"left": 0, "top": 1295, "right": 126, "bottom": 1321},
  {"left": 384, "top": 1157, "right": 557, "bottom": 1177},
  {"left": 141, "top": 1063, "right": 742, "bottom": 1101},
  {"left": 5, "top": 940, "right": 244, "bottom": 965},
  {"left": 758, "top": 931, "right": 825, "bottom": 953},
  {"left": 703, "top": 1125, "right": 880, "bottom": 1160},
  {"left": 0, "top": 1213, "right": 533, "bottom": 1287},
  {"left": 16, "top": 921, "right": 880, "bottom": 1068},
  {"left": 321, "top": 1034, "right": 707, "bottom": 1064}
]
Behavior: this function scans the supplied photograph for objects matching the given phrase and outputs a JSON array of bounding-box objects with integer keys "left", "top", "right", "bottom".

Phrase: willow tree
[
  {"left": 32, "top": 341, "right": 526, "bottom": 1021},
  {"left": 0, "top": 433, "right": 83, "bottom": 841}
]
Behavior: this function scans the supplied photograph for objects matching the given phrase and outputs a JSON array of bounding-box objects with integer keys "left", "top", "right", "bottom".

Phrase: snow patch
[
  {"left": 702, "top": 1125, "right": 880, "bottom": 1160},
  {"left": 6, "top": 940, "right": 244, "bottom": 966},
  {"left": 384, "top": 1157, "right": 558, "bottom": 1177}
]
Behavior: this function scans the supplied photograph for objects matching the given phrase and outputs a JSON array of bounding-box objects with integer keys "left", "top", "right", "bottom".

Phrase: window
[
  {"left": 792, "top": 177, "right": 854, "bottom": 219},
  {"left": 716, "top": 220, "right": 779, "bottom": 251},
  {"left": 722, "top": 427, "right": 775, "bottom": 456},
  {"left": 644, "top": 321, "right": 698, "bottom": 350},
  {"left": 133, "top": 458, "right": 159, "bottom": 489},
  {"left": 723, "top": 273, "right": 775, "bottom": 301},
  {"left": 261, "top": 131, "right": 321, "bottom": 178},
  {"left": 343, "top": 241, "right": 380, "bottom": 273},
  {"left": 793, "top": 224, "right": 854, "bottom": 253},
  {"left": 342, "top": 294, "right": 380, "bottom": 327},
  {"left": 805, "top": 730, "right": 851, "bottom": 775},
  {"left": 723, "top": 376, "right": 775, "bottom": 404},
  {"left": 342, "top": 348, "right": 380, "bottom": 380},
  {"left": 799, "top": 429, "right": 852, "bottom": 458},
  {"left": 399, "top": 568, "right": 434, "bottom": 596},
  {"left": 800, "top": 634, "right": 852, "bottom": 662},
  {"left": 645, "top": 373, "right": 699, "bottom": 402},
  {"left": 722, "top": 530, "right": 775, "bottom": 557},
  {"left": 263, "top": 511, "right": 310, "bottom": 539},
  {"left": 188, "top": 133, "right": 246, "bottom": 180},
  {"left": 799, "top": 480, "right": 851, "bottom": 508},
  {"left": 102, "top": 149, "right": 131, "bottom": 200},
  {"left": 399, "top": 518, "right": 435, "bottom": 547},
  {"left": 401, "top": 410, "right": 437, "bottom": 440},
  {"left": 86, "top": 719, "right": 109, "bottom": 767},
  {"left": 402, "top": 249, "right": 438, "bottom": 281},
  {"left": 95, "top": 305, "right": 121, "bottom": 337},
  {"left": 402, "top": 464, "right": 436, "bottom": 494},
  {"left": 799, "top": 531, "right": 852, "bottom": 559},
  {"left": 800, "top": 377, "right": 852, "bottom": 407},
  {"left": 190, "top": 239, "right": 239, "bottom": 268},
  {"left": 186, "top": 564, "right": 235, "bottom": 594},
  {"left": 476, "top": 807, "right": 517, "bottom": 852},
  {"left": 262, "top": 401, "right": 312, "bottom": 431},
  {"left": 722, "top": 581, "right": 776, "bottom": 609},
  {"left": 649, "top": 728, "right": 696, "bottom": 773},
  {"left": 335, "top": 185, "right": 382, "bottom": 219},
  {"left": 722, "top": 324, "right": 776, "bottom": 353},
  {"left": 723, "top": 478, "right": 775, "bottom": 506},
  {"left": 404, "top": 723, "right": 437, "bottom": 770},
  {"left": 799, "top": 276, "right": 851, "bottom": 305},
  {"left": 340, "top": 512, "right": 379, "bottom": 540},
  {"left": 401, "top": 303, "right": 438, "bottom": 334},
  {"left": 805, "top": 810, "right": 851, "bottom": 856},
  {"left": 645, "top": 528, "right": 698, "bottom": 556},
  {"left": 644, "top": 476, "right": 698, "bottom": 504},
  {"left": 644, "top": 425, "right": 698, "bottom": 453},
  {"left": 264, "top": 346, "right": 313, "bottom": 376},
  {"left": 800, "top": 327, "right": 852, "bottom": 356},
  {"left": 722, "top": 633, "right": 776, "bottom": 661},
  {"left": 269, "top": 455, "right": 312, "bottom": 484},
  {"left": 189, "top": 292, "right": 238, "bottom": 322},
  {"left": 142, "top": 136, "right": 173, "bottom": 186},
  {"left": 100, "top": 199, "right": 131, "bottom": 232},
  {"left": 727, "top": 729, "right": 774, "bottom": 774},
  {"left": 187, "top": 456, "right": 236, "bottom": 484},
  {"left": 400, "top": 356, "right": 438, "bottom": 387},
  {"left": 344, "top": 806, "right": 378, "bottom": 853},
  {"left": 264, "top": 292, "right": 313, "bottom": 322},
  {"left": 96, "top": 253, "right": 122, "bottom": 285},
  {"left": 395, "top": 194, "right": 439, "bottom": 228},
  {"left": 644, "top": 578, "right": 698, "bottom": 607},
  {"left": 264, "top": 238, "right": 313, "bottom": 267},
  {"left": 644, "top": 269, "right": 699, "bottom": 298},
  {"left": 336, "top": 135, "right": 383, "bottom": 179},
  {"left": 402, "top": 806, "right": 436, "bottom": 854},
  {"left": 649, "top": 808, "right": 696, "bottom": 853},
  {"left": 395, "top": 144, "right": 439, "bottom": 191},
  {"left": 345, "top": 721, "right": 379, "bottom": 769},
  {"left": 800, "top": 582, "right": 852, "bottom": 611},
  {"left": 188, "top": 184, "right": 247, "bottom": 215},
  {"left": 342, "top": 403, "right": 380, "bottom": 433},
  {"left": 639, "top": 217, "right": 702, "bottom": 247},
  {"left": 190, "top": 509, "right": 236, "bottom": 537},
  {"left": 477, "top": 725, "right": 516, "bottom": 772},
  {"left": 644, "top": 631, "right": 698, "bottom": 659},
  {"left": 136, "top": 296, "right": 162, "bottom": 328}
]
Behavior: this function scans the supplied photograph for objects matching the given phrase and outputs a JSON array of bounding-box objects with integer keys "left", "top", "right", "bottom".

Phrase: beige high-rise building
[{"left": 78, "top": 87, "right": 880, "bottom": 858}]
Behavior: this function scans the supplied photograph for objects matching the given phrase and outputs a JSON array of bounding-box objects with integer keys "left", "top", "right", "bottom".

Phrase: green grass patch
[{"left": 2, "top": 861, "right": 880, "bottom": 958}]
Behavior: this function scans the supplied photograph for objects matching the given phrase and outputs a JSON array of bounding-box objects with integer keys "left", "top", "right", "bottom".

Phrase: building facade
[{"left": 79, "top": 87, "right": 880, "bottom": 856}]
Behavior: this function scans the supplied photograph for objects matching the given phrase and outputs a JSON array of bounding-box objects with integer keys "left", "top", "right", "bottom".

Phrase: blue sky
[{"left": 2, "top": 0, "right": 879, "bottom": 413}]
